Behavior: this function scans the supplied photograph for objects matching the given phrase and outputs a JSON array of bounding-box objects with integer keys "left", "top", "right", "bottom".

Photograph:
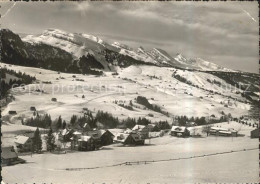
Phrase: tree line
[{"left": 1, "top": 68, "right": 36, "bottom": 99}]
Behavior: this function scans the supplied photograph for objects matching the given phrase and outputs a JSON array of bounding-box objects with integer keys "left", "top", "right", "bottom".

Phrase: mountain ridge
[
  {"left": 1, "top": 28, "right": 250, "bottom": 74},
  {"left": 20, "top": 28, "right": 236, "bottom": 72}
]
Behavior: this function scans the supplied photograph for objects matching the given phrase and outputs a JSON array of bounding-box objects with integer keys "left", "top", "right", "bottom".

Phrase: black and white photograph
[{"left": 0, "top": 1, "right": 259, "bottom": 183}]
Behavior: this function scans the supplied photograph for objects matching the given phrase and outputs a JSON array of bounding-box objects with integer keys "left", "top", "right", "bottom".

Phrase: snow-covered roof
[
  {"left": 14, "top": 135, "right": 30, "bottom": 145},
  {"left": 1, "top": 147, "right": 18, "bottom": 159},
  {"left": 114, "top": 133, "right": 143, "bottom": 142},
  {"left": 171, "top": 126, "right": 187, "bottom": 133},
  {"left": 171, "top": 126, "right": 179, "bottom": 131},
  {"left": 211, "top": 127, "right": 237, "bottom": 133},
  {"left": 210, "top": 127, "right": 228, "bottom": 131},
  {"left": 114, "top": 133, "right": 129, "bottom": 142},
  {"left": 88, "top": 130, "right": 107, "bottom": 138},
  {"left": 132, "top": 125, "right": 146, "bottom": 131},
  {"left": 124, "top": 128, "right": 133, "bottom": 134}
]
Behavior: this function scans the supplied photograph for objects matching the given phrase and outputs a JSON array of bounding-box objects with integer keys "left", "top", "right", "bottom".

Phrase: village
[{"left": 2, "top": 109, "right": 259, "bottom": 167}]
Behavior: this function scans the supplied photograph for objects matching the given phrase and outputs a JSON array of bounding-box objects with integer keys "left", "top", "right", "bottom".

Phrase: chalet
[
  {"left": 87, "top": 130, "right": 114, "bottom": 146},
  {"left": 1, "top": 147, "right": 25, "bottom": 166},
  {"left": 8, "top": 110, "right": 17, "bottom": 115},
  {"left": 209, "top": 127, "right": 237, "bottom": 137},
  {"left": 30, "top": 106, "right": 36, "bottom": 111},
  {"left": 78, "top": 136, "right": 99, "bottom": 151},
  {"left": 250, "top": 128, "right": 259, "bottom": 138},
  {"left": 114, "top": 133, "right": 145, "bottom": 145},
  {"left": 14, "top": 135, "right": 33, "bottom": 152},
  {"left": 171, "top": 126, "right": 190, "bottom": 137}
]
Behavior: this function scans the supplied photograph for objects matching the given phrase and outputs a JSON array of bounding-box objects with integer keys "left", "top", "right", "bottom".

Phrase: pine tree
[
  {"left": 32, "top": 128, "right": 42, "bottom": 153},
  {"left": 62, "top": 120, "right": 66, "bottom": 129},
  {"left": 70, "top": 115, "right": 77, "bottom": 125},
  {"left": 46, "top": 128, "right": 55, "bottom": 152},
  {"left": 56, "top": 116, "right": 62, "bottom": 129}
]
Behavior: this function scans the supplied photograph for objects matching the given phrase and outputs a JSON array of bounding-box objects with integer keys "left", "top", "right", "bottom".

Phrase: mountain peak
[
  {"left": 80, "top": 33, "right": 105, "bottom": 45},
  {"left": 174, "top": 53, "right": 188, "bottom": 64},
  {"left": 112, "top": 42, "right": 133, "bottom": 51}
]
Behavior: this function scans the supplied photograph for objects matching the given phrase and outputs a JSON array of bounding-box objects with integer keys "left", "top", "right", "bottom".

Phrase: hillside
[{"left": 1, "top": 63, "right": 255, "bottom": 127}]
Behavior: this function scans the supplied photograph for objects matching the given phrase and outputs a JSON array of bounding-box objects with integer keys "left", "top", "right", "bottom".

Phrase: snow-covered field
[
  {"left": 0, "top": 63, "right": 250, "bottom": 125},
  {"left": 2, "top": 134, "right": 258, "bottom": 183}
]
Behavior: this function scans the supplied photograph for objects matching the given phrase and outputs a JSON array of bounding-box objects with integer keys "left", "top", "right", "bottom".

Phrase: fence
[{"left": 64, "top": 147, "right": 258, "bottom": 171}]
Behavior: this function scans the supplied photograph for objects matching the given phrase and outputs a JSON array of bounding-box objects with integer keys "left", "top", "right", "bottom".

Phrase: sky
[{"left": 0, "top": 1, "right": 258, "bottom": 73}]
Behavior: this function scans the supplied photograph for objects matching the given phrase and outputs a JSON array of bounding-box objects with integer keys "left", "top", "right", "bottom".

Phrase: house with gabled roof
[
  {"left": 171, "top": 126, "right": 190, "bottom": 137},
  {"left": 114, "top": 133, "right": 145, "bottom": 145},
  {"left": 1, "top": 147, "right": 25, "bottom": 166},
  {"left": 87, "top": 129, "right": 114, "bottom": 146},
  {"left": 78, "top": 135, "right": 98, "bottom": 151},
  {"left": 14, "top": 135, "right": 33, "bottom": 152}
]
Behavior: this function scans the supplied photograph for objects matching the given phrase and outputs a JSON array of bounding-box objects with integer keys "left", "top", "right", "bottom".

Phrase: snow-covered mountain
[
  {"left": 21, "top": 28, "right": 235, "bottom": 72},
  {"left": 23, "top": 29, "right": 105, "bottom": 58},
  {"left": 174, "top": 54, "right": 235, "bottom": 72},
  {"left": 2, "top": 28, "right": 239, "bottom": 73}
]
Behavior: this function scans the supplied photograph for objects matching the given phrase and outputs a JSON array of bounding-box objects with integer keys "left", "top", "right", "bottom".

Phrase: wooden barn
[
  {"left": 114, "top": 133, "right": 145, "bottom": 145},
  {"left": 171, "top": 126, "right": 190, "bottom": 137},
  {"left": 78, "top": 136, "right": 100, "bottom": 151},
  {"left": 1, "top": 147, "right": 25, "bottom": 166},
  {"left": 14, "top": 135, "right": 33, "bottom": 152},
  {"left": 87, "top": 130, "right": 114, "bottom": 146}
]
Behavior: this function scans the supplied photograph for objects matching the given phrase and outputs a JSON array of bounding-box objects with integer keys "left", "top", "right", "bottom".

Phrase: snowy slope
[{"left": 0, "top": 63, "right": 251, "bottom": 126}]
